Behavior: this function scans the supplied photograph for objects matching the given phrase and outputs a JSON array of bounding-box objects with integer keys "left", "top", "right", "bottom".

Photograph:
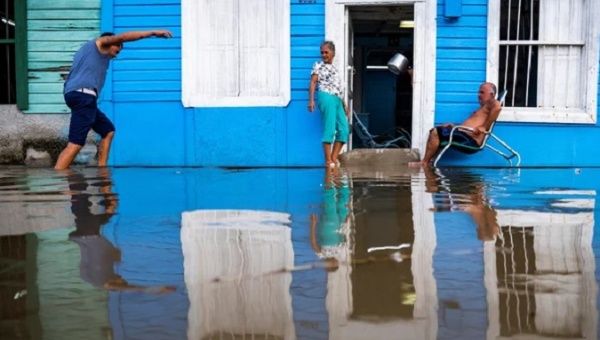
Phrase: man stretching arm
[{"left": 54, "top": 30, "right": 172, "bottom": 170}]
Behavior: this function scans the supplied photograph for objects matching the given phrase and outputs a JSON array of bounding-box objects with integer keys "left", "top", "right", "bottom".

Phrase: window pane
[
  {"left": 195, "top": 0, "right": 239, "bottom": 98},
  {"left": 500, "top": 0, "right": 539, "bottom": 41},
  {"left": 499, "top": 45, "right": 538, "bottom": 107},
  {"left": 0, "top": 0, "right": 15, "bottom": 40},
  {"left": 182, "top": 0, "right": 290, "bottom": 106},
  {"left": 537, "top": 46, "right": 582, "bottom": 109},
  {"left": 0, "top": 43, "right": 16, "bottom": 104},
  {"left": 239, "top": 0, "right": 281, "bottom": 97}
]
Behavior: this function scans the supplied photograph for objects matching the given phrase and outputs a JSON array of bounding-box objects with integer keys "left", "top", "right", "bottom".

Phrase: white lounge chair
[{"left": 433, "top": 90, "right": 521, "bottom": 167}]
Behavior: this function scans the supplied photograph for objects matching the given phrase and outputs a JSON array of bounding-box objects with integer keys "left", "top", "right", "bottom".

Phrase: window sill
[
  {"left": 182, "top": 95, "right": 291, "bottom": 108},
  {"left": 497, "top": 107, "right": 597, "bottom": 124}
]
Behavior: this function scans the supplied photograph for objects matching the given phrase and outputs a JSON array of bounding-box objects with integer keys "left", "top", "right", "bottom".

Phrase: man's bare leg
[
  {"left": 322, "top": 142, "right": 333, "bottom": 167},
  {"left": 408, "top": 128, "right": 440, "bottom": 167},
  {"left": 331, "top": 141, "right": 345, "bottom": 166},
  {"left": 54, "top": 143, "right": 83, "bottom": 170},
  {"left": 97, "top": 131, "right": 115, "bottom": 167}
]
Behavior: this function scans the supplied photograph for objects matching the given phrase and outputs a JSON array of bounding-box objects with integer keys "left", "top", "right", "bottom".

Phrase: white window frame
[
  {"left": 181, "top": 0, "right": 290, "bottom": 107},
  {"left": 486, "top": 0, "right": 599, "bottom": 124}
]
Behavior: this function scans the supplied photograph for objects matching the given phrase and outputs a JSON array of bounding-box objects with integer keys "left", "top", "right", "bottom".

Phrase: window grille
[
  {"left": 488, "top": 0, "right": 598, "bottom": 124},
  {"left": 499, "top": 0, "right": 585, "bottom": 109}
]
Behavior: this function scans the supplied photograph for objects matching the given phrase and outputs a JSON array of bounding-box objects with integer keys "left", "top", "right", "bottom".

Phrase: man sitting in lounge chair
[{"left": 410, "top": 82, "right": 502, "bottom": 167}]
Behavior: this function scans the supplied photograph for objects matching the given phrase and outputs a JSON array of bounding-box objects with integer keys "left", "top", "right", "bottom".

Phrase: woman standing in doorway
[{"left": 308, "top": 41, "right": 350, "bottom": 168}]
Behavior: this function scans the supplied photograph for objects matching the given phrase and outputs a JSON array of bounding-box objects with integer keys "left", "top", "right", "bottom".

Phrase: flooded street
[{"left": 1, "top": 166, "right": 598, "bottom": 339}]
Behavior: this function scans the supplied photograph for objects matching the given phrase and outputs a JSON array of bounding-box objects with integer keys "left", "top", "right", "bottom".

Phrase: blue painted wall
[
  {"left": 99, "top": 0, "right": 600, "bottom": 166},
  {"left": 101, "top": 0, "right": 326, "bottom": 166},
  {"left": 436, "top": 0, "right": 600, "bottom": 167}
]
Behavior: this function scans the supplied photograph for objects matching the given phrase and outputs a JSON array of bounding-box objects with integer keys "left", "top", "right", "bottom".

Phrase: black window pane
[
  {"left": 0, "top": 0, "right": 15, "bottom": 40},
  {"left": 499, "top": 45, "right": 538, "bottom": 107},
  {"left": 500, "top": 0, "right": 539, "bottom": 41},
  {"left": 0, "top": 44, "right": 16, "bottom": 104}
]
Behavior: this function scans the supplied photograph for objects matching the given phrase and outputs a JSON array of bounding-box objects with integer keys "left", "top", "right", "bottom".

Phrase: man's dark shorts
[
  {"left": 436, "top": 126, "right": 480, "bottom": 153},
  {"left": 65, "top": 91, "right": 115, "bottom": 146}
]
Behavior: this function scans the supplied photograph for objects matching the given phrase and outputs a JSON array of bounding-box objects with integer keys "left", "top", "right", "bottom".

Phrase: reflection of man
[
  {"left": 67, "top": 168, "right": 174, "bottom": 293},
  {"left": 465, "top": 189, "right": 499, "bottom": 242},
  {"left": 424, "top": 167, "right": 499, "bottom": 241},
  {"left": 310, "top": 167, "right": 350, "bottom": 270}
]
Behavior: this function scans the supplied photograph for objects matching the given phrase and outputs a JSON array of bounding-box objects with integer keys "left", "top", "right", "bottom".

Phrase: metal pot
[{"left": 387, "top": 53, "right": 409, "bottom": 75}]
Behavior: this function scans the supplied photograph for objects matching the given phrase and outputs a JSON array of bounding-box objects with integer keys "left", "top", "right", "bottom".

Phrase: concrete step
[{"left": 340, "top": 148, "right": 420, "bottom": 168}]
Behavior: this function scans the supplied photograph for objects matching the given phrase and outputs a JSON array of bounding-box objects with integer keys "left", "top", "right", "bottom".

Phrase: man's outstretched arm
[{"left": 98, "top": 30, "right": 172, "bottom": 47}]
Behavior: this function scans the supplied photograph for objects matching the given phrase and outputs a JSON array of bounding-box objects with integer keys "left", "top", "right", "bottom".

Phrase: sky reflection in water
[{"left": 0, "top": 166, "right": 598, "bottom": 339}]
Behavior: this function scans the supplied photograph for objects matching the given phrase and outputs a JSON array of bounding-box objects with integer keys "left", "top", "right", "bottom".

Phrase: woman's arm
[{"left": 308, "top": 74, "right": 318, "bottom": 112}]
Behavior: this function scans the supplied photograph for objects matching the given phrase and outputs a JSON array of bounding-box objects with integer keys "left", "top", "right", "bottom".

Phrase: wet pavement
[{"left": 0, "top": 166, "right": 598, "bottom": 339}]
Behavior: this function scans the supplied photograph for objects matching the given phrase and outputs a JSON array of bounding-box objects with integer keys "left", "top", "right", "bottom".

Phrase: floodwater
[{"left": 0, "top": 165, "right": 598, "bottom": 340}]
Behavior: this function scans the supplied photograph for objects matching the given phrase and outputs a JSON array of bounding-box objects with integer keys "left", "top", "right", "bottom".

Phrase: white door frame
[{"left": 325, "top": 0, "right": 436, "bottom": 154}]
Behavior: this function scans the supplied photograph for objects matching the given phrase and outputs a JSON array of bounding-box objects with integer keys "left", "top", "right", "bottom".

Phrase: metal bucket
[{"left": 387, "top": 53, "right": 409, "bottom": 75}]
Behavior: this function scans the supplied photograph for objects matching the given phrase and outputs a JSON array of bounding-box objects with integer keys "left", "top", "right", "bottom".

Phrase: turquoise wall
[
  {"left": 26, "top": 0, "right": 100, "bottom": 113},
  {"left": 435, "top": 0, "right": 600, "bottom": 167}
]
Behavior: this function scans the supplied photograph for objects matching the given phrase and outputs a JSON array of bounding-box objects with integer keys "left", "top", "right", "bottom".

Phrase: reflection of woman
[
  {"left": 310, "top": 168, "right": 350, "bottom": 263},
  {"left": 308, "top": 41, "right": 350, "bottom": 168}
]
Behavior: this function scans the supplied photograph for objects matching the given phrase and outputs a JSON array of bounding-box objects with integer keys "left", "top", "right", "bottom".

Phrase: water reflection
[
  {"left": 181, "top": 210, "right": 295, "bottom": 339},
  {"left": 67, "top": 169, "right": 175, "bottom": 294},
  {"left": 0, "top": 167, "right": 598, "bottom": 339},
  {"left": 324, "top": 168, "right": 438, "bottom": 340},
  {"left": 310, "top": 167, "right": 351, "bottom": 268},
  {"left": 66, "top": 169, "right": 120, "bottom": 289},
  {"left": 425, "top": 168, "right": 597, "bottom": 340},
  {"left": 424, "top": 167, "right": 499, "bottom": 241},
  {"left": 487, "top": 201, "right": 597, "bottom": 339}
]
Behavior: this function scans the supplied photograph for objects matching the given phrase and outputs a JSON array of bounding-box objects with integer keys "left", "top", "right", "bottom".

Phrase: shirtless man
[{"left": 411, "top": 82, "right": 501, "bottom": 167}]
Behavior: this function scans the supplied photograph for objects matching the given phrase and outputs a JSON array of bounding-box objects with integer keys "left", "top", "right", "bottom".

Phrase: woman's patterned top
[{"left": 311, "top": 61, "right": 344, "bottom": 99}]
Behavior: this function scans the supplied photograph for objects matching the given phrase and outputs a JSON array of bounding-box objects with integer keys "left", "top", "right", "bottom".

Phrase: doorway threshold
[{"left": 340, "top": 148, "right": 419, "bottom": 168}]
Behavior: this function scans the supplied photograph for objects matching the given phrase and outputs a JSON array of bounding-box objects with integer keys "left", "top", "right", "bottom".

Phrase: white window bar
[
  {"left": 510, "top": 0, "right": 523, "bottom": 107},
  {"left": 509, "top": 225, "right": 520, "bottom": 332},
  {"left": 522, "top": 227, "right": 531, "bottom": 330},
  {"left": 525, "top": 0, "right": 534, "bottom": 105},
  {"left": 504, "top": 226, "right": 511, "bottom": 331},
  {"left": 503, "top": 0, "right": 512, "bottom": 97},
  {"left": 565, "top": 0, "right": 572, "bottom": 107}
]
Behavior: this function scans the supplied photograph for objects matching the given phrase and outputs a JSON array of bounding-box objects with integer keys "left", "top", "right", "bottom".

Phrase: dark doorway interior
[{"left": 349, "top": 6, "right": 414, "bottom": 148}]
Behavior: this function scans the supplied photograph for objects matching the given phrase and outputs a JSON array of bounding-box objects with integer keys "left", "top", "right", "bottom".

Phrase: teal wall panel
[{"left": 26, "top": 0, "right": 100, "bottom": 113}]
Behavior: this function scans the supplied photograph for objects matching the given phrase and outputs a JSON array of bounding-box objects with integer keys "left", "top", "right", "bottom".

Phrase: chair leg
[{"left": 433, "top": 144, "right": 452, "bottom": 167}]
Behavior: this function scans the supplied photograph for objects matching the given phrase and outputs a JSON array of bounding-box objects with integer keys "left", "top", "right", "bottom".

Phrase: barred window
[{"left": 487, "top": 0, "right": 599, "bottom": 124}]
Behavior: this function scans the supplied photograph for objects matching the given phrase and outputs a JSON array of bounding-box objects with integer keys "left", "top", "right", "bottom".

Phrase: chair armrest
[{"left": 451, "top": 125, "right": 491, "bottom": 135}]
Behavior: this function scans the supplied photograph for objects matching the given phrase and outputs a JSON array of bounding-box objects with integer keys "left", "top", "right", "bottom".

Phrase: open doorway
[{"left": 348, "top": 6, "right": 414, "bottom": 149}]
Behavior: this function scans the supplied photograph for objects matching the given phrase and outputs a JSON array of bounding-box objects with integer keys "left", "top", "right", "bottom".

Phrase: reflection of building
[
  {"left": 485, "top": 207, "right": 597, "bottom": 340},
  {"left": 181, "top": 210, "right": 295, "bottom": 340},
  {"left": 326, "top": 175, "right": 438, "bottom": 339}
]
